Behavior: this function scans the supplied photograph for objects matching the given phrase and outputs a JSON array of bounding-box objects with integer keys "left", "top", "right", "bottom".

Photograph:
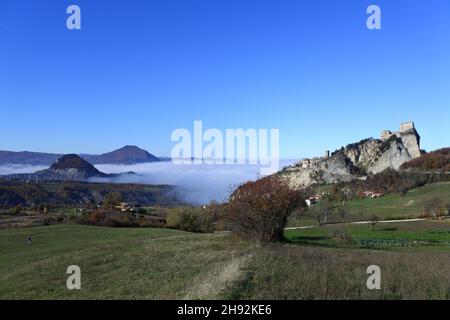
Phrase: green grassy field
[
  {"left": 285, "top": 220, "right": 450, "bottom": 250},
  {"left": 0, "top": 225, "right": 250, "bottom": 299},
  {"left": 344, "top": 182, "right": 450, "bottom": 218},
  {"left": 1, "top": 223, "right": 450, "bottom": 299},
  {"left": 287, "top": 182, "right": 450, "bottom": 227},
  {"left": 225, "top": 243, "right": 450, "bottom": 300}
]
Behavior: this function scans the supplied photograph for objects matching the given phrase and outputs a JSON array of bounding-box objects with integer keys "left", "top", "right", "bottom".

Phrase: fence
[{"left": 357, "top": 238, "right": 450, "bottom": 249}]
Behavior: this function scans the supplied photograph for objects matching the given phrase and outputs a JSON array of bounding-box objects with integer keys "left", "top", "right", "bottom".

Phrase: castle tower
[
  {"left": 400, "top": 121, "right": 415, "bottom": 133},
  {"left": 381, "top": 130, "right": 393, "bottom": 141}
]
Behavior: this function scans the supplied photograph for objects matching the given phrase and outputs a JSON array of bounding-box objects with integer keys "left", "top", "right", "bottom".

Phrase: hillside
[
  {"left": 401, "top": 148, "right": 450, "bottom": 172},
  {"left": 0, "top": 146, "right": 161, "bottom": 166},
  {"left": 0, "top": 180, "right": 180, "bottom": 207},
  {"left": 280, "top": 122, "right": 423, "bottom": 189},
  {"left": 2, "top": 154, "right": 113, "bottom": 182},
  {"left": 82, "top": 145, "right": 160, "bottom": 165},
  {"left": 1, "top": 224, "right": 449, "bottom": 299},
  {"left": 0, "top": 151, "right": 60, "bottom": 166}
]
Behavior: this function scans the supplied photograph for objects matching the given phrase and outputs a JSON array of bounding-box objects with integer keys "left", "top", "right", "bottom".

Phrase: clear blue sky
[{"left": 1, "top": 0, "right": 449, "bottom": 158}]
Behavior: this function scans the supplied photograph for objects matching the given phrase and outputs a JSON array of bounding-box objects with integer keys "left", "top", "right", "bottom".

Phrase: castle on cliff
[
  {"left": 381, "top": 121, "right": 416, "bottom": 141},
  {"left": 299, "top": 121, "right": 419, "bottom": 170}
]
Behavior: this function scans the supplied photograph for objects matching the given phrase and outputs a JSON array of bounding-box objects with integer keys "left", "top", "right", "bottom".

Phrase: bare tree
[
  {"left": 368, "top": 214, "right": 380, "bottom": 231},
  {"left": 308, "top": 200, "right": 335, "bottom": 227},
  {"left": 226, "top": 176, "right": 303, "bottom": 242},
  {"left": 424, "top": 197, "right": 444, "bottom": 219},
  {"left": 337, "top": 203, "right": 348, "bottom": 223}
]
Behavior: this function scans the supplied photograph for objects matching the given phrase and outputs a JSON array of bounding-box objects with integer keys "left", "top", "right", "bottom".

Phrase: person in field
[{"left": 26, "top": 235, "right": 32, "bottom": 246}]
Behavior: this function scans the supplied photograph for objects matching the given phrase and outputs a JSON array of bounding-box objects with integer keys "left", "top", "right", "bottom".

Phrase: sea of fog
[{"left": 0, "top": 160, "right": 296, "bottom": 204}]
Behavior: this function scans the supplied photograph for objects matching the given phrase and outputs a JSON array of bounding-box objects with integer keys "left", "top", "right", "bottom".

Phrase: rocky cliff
[{"left": 280, "top": 122, "right": 422, "bottom": 189}]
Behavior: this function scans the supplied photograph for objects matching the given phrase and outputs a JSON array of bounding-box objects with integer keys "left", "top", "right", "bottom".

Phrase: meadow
[
  {"left": 285, "top": 220, "right": 450, "bottom": 250},
  {"left": 287, "top": 182, "right": 450, "bottom": 227},
  {"left": 0, "top": 225, "right": 250, "bottom": 299},
  {"left": 1, "top": 221, "right": 450, "bottom": 300}
]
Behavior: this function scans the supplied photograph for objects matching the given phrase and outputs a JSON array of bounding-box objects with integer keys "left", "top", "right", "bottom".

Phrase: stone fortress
[
  {"left": 300, "top": 151, "right": 330, "bottom": 169},
  {"left": 300, "top": 121, "right": 419, "bottom": 170},
  {"left": 381, "top": 121, "right": 416, "bottom": 141},
  {"left": 281, "top": 121, "right": 423, "bottom": 189}
]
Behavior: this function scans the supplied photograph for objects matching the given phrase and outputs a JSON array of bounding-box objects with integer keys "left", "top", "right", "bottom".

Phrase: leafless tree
[
  {"left": 308, "top": 200, "right": 335, "bottom": 227},
  {"left": 368, "top": 214, "right": 380, "bottom": 231},
  {"left": 226, "top": 176, "right": 303, "bottom": 242},
  {"left": 424, "top": 197, "right": 444, "bottom": 219}
]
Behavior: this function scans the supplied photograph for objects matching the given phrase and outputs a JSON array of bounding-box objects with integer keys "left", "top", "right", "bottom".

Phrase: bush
[
  {"left": 328, "top": 227, "right": 354, "bottom": 247},
  {"left": 8, "top": 205, "right": 23, "bottom": 215},
  {"left": 102, "top": 192, "right": 122, "bottom": 210},
  {"left": 37, "top": 203, "right": 49, "bottom": 213},
  {"left": 423, "top": 197, "right": 445, "bottom": 219},
  {"left": 104, "top": 214, "right": 139, "bottom": 228},
  {"left": 166, "top": 207, "right": 216, "bottom": 233},
  {"left": 226, "top": 176, "right": 303, "bottom": 243},
  {"left": 87, "top": 210, "right": 108, "bottom": 225},
  {"left": 307, "top": 199, "right": 336, "bottom": 226},
  {"left": 76, "top": 208, "right": 169, "bottom": 228}
]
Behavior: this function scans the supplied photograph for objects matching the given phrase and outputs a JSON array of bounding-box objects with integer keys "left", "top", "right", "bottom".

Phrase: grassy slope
[
  {"left": 225, "top": 243, "right": 450, "bottom": 300},
  {"left": 344, "top": 182, "right": 450, "bottom": 218},
  {"left": 285, "top": 220, "right": 450, "bottom": 249},
  {"left": 1, "top": 223, "right": 450, "bottom": 300},
  {"left": 0, "top": 225, "right": 246, "bottom": 299},
  {"left": 288, "top": 182, "right": 450, "bottom": 227}
]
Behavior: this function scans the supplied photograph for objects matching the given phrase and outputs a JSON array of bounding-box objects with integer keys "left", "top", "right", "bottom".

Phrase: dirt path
[{"left": 184, "top": 253, "right": 254, "bottom": 300}]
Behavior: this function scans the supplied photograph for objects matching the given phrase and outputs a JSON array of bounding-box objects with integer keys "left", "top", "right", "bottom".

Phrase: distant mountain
[
  {"left": 0, "top": 146, "right": 162, "bottom": 166},
  {"left": 0, "top": 151, "right": 61, "bottom": 166},
  {"left": 1, "top": 154, "right": 139, "bottom": 182},
  {"left": 2, "top": 154, "right": 111, "bottom": 181},
  {"left": 82, "top": 145, "right": 160, "bottom": 165}
]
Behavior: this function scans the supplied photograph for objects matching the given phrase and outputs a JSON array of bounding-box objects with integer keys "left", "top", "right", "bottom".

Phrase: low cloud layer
[
  {"left": 0, "top": 164, "right": 48, "bottom": 175},
  {"left": 96, "top": 160, "right": 296, "bottom": 204},
  {"left": 0, "top": 160, "right": 296, "bottom": 204}
]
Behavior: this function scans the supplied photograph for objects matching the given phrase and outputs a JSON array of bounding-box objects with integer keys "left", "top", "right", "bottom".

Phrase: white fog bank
[
  {"left": 0, "top": 160, "right": 296, "bottom": 204},
  {"left": 95, "top": 160, "right": 296, "bottom": 204}
]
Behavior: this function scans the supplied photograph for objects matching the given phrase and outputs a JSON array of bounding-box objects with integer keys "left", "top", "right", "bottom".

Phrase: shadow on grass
[
  {"left": 378, "top": 227, "right": 399, "bottom": 232},
  {"left": 283, "top": 236, "right": 340, "bottom": 248}
]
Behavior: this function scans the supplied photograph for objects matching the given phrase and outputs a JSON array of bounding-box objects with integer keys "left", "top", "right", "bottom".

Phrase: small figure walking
[{"left": 26, "top": 234, "right": 32, "bottom": 246}]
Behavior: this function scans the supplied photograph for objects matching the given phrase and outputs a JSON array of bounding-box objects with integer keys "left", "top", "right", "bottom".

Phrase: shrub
[
  {"left": 307, "top": 199, "right": 336, "bottom": 226},
  {"left": 226, "top": 176, "right": 303, "bottom": 243},
  {"left": 423, "top": 197, "right": 444, "bottom": 219},
  {"left": 104, "top": 214, "right": 139, "bottom": 228},
  {"left": 87, "top": 210, "right": 108, "bottom": 225},
  {"left": 166, "top": 207, "right": 216, "bottom": 233},
  {"left": 102, "top": 192, "right": 122, "bottom": 210},
  {"left": 8, "top": 205, "right": 23, "bottom": 215},
  {"left": 37, "top": 203, "right": 49, "bottom": 213},
  {"left": 328, "top": 227, "right": 354, "bottom": 247}
]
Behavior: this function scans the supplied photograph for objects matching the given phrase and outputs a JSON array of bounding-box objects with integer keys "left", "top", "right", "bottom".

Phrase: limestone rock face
[{"left": 280, "top": 122, "right": 422, "bottom": 189}]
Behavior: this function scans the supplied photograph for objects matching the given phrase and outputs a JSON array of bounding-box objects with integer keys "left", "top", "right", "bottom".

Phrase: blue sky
[{"left": 1, "top": 0, "right": 449, "bottom": 159}]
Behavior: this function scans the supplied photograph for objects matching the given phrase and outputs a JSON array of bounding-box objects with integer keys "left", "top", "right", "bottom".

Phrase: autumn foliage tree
[{"left": 226, "top": 176, "right": 303, "bottom": 243}]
